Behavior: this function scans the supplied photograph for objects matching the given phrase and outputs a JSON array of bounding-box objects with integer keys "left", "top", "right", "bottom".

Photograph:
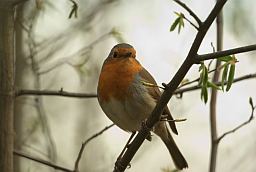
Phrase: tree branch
[
  {"left": 174, "top": 73, "right": 256, "bottom": 95},
  {"left": 13, "top": 150, "right": 73, "bottom": 172},
  {"left": 173, "top": 0, "right": 202, "bottom": 27},
  {"left": 74, "top": 124, "right": 114, "bottom": 172},
  {"left": 113, "top": 0, "right": 229, "bottom": 171},
  {"left": 15, "top": 88, "right": 97, "bottom": 98},
  {"left": 14, "top": 124, "right": 114, "bottom": 172},
  {"left": 217, "top": 99, "right": 255, "bottom": 143},
  {"left": 14, "top": 72, "right": 256, "bottom": 100},
  {"left": 196, "top": 44, "right": 256, "bottom": 62},
  {"left": 209, "top": 2, "right": 223, "bottom": 171}
]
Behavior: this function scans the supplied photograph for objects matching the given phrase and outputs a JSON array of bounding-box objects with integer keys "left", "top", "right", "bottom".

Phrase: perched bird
[{"left": 97, "top": 43, "right": 188, "bottom": 169}]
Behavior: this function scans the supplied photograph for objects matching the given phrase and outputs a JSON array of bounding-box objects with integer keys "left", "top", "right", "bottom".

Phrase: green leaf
[
  {"left": 199, "top": 63, "right": 210, "bottom": 103},
  {"left": 174, "top": 11, "right": 181, "bottom": 16},
  {"left": 170, "top": 12, "right": 185, "bottom": 33},
  {"left": 207, "top": 81, "right": 221, "bottom": 90},
  {"left": 199, "top": 63, "right": 204, "bottom": 71},
  {"left": 170, "top": 17, "right": 180, "bottom": 32},
  {"left": 178, "top": 17, "right": 184, "bottom": 33},
  {"left": 198, "top": 63, "right": 208, "bottom": 86},
  {"left": 218, "top": 55, "right": 233, "bottom": 62},
  {"left": 226, "top": 63, "right": 235, "bottom": 91},
  {"left": 202, "top": 65, "right": 208, "bottom": 85},
  {"left": 198, "top": 72, "right": 203, "bottom": 85},
  {"left": 201, "top": 86, "right": 208, "bottom": 103},
  {"left": 221, "top": 63, "right": 229, "bottom": 90}
]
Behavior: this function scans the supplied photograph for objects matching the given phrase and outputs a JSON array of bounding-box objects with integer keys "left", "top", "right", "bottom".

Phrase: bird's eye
[
  {"left": 113, "top": 52, "right": 118, "bottom": 58},
  {"left": 126, "top": 52, "right": 132, "bottom": 57}
]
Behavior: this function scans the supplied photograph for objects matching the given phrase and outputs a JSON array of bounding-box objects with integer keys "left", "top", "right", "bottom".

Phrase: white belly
[{"left": 100, "top": 90, "right": 156, "bottom": 132}]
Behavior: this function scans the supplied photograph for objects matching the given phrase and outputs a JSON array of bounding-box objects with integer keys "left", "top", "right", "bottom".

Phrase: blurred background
[{"left": 14, "top": 0, "right": 256, "bottom": 171}]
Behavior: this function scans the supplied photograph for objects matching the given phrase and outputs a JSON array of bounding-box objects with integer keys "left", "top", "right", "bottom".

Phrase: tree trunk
[
  {"left": 14, "top": 4, "right": 25, "bottom": 172},
  {"left": 0, "top": 4, "right": 15, "bottom": 172}
]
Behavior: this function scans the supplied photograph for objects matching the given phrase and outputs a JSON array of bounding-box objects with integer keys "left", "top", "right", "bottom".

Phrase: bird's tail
[{"left": 154, "top": 123, "right": 188, "bottom": 170}]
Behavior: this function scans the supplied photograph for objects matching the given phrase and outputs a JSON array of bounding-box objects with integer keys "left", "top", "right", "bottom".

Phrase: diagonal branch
[
  {"left": 113, "top": 0, "right": 229, "bottom": 171},
  {"left": 13, "top": 150, "right": 73, "bottom": 172},
  {"left": 74, "top": 124, "right": 114, "bottom": 172},
  {"left": 173, "top": 0, "right": 202, "bottom": 27},
  {"left": 14, "top": 124, "right": 115, "bottom": 172}
]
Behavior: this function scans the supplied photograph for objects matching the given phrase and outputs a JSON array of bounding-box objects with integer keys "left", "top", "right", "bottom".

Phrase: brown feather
[{"left": 138, "top": 68, "right": 178, "bottom": 135}]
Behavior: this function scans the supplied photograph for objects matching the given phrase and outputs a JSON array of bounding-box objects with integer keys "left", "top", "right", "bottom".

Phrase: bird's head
[{"left": 108, "top": 43, "right": 136, "bottom": 59}]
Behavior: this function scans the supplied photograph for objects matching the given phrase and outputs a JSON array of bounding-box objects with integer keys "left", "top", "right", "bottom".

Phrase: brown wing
[{"left": 139, "top": 68, "right": 178, "bottom": 135}]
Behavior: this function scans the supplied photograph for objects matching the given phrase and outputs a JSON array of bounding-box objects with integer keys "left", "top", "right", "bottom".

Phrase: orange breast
[{"left": 98, "top": 58, "right": 142, "bottom": 102}]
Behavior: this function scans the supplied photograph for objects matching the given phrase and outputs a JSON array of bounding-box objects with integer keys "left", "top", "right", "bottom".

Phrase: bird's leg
[{"left": 141, "top": 120, "right": 153, "bottom": 141}]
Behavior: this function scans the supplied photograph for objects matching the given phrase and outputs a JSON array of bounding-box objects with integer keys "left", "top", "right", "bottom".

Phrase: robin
[{"left": 97, "top": 43, "right": 188, "bottom": 170}]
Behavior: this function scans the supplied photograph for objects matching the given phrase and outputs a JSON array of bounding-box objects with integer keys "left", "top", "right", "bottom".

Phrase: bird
[{"left": 97, "top": 43, "right": 188, "bottom": 170}]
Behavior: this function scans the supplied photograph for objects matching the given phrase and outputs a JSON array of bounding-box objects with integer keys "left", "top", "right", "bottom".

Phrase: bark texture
[{"left": 0, "top": 4, "right": 15, "bottom": 172}]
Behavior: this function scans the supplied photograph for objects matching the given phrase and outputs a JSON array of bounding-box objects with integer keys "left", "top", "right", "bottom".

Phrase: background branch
[
  {"left": 217, "top": 99, "right": 255, "bottom": 142},
  {"left": 209, "top": 1, "right": 223, "bottom": 171},
  {"left": 173, "top": 0, "right": 202, "bottom": 26},
  {"left": 74, "top": 124, "right": 114, "bottom": 171},
  {"left": 15, "top": 72, "right": 256, "bottom": 100},
  {"left": 14, "top": 124, "right": 115, "bottom": 172},
  {"left": 13, "top": 150, "right": 73, "bottom": 172},
  {"left": 16, "top": 88, "right": 97, "bottom": 98}
]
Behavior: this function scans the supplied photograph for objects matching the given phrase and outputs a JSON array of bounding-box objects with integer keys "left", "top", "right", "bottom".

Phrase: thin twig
[
  {"left": 38, "top": 31, "right": 112, "bottom": 75},
  {"left": 14, "top": 124, "right": 115, "bottom": 172},
  {"left": 160, "top": 118, "right": 187, "bottom": 122},
  {"left": 173, "top": 0, "right": 202, "bottom": 27},
  {"left": 68, "top": 0, "right": 78, "bottom": 18},
  {"left": 183, "top": 15, "right": 199, "bottom": 30},
  {"left": 208, "top": 42, "right": 216, "bottom": 70},
  {"left": 13, "top": 150, "right": 73, "bottom": 172},
  {"left": 16, "top": 88, "right": 97, "bottom": 98},
  {"left": 177, "top": 62, "right": 236, "bottom": 90},
  {"left": 177, "top": 78, "right": 199, "bottom": 89},
  {"left": 26, "top": 8, "right": 58, "bottom": 163},
  {"left": 217, "top": 103, "right": 255, "bottom": 143},
  {"left": 141, "top": 81, "right": 165, "bottom": 90},
  {"left": 174, "top": 73, "right": 256, "bottom": 95},
  {"left": 177, "top": 65, "right": 220, "bottom": 89},
  {"left": 74, "top": 124, "right": 115, "bottom": 171}
]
